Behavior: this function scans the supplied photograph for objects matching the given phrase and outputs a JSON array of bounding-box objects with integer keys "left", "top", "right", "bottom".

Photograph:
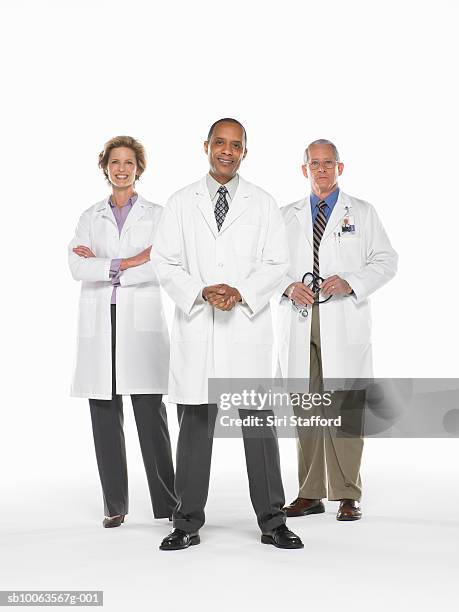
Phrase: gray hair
[{"left": 303, "top": 139, "right": 340, "bottom": 164}]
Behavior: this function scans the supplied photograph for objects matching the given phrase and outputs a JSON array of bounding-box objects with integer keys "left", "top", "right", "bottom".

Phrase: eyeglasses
[{"left": 308, "top": 160, "right": 337, "bottom": 170}]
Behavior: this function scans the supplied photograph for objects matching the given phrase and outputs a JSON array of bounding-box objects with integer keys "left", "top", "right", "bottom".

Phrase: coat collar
[
  {"left": 95, "top": 194, "right": 153, "bottom": 236},
  {"left": 193, "top": 175, "right": 253, "bottom": 238},
  {"left": 293, "top": 190, "right": 351, "bottom": 246}
]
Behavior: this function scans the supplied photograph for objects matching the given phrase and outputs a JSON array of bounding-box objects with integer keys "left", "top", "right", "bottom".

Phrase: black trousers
[
  {"left": 173, "top": 404, "right": 286, "bottom": 534},
  {"left": 89, "top": 305, "right": 176, "bottom": 518}
]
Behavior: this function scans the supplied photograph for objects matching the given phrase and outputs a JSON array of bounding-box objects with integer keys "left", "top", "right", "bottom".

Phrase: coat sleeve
[
  {"left": 277, "top": 207, "right": 298, "bottom": 303},
  {"left": 68, "top": 210, "right": 112, "bottom": 282},
  {"left": 118, "top": 261, "right": 159, "bottom": 287},
  {"left": 340, "top": 203, "right": 398, "bottom": 303},
  {"left": 236, "top": 197, "right": 290, "bottom": 318},
  {"left": 151, "top": 197, "right": 205, "bottom": 315},
  {"left": 119, "top": 207, "right": 163, "bottom": 288}
]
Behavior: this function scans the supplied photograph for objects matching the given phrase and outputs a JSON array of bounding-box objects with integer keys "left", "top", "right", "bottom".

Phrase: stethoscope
[{"left": 291, "top": 272, "right": 332, "bottom": 318}]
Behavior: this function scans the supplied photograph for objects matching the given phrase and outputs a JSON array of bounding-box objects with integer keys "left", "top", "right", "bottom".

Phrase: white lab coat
[
  {"left": 276, "top": 191, "right": 398, "bottom": 382},
  {"left": 69, "top": 195, "right": 170, "bottom": 399},
  {"left": 152, "top": 176, "right": 289, "bottom": 405}
]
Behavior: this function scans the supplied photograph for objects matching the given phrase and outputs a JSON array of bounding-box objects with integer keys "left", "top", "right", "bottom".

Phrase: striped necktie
[
  {"left": 313, "top": 201, "right": 328, "bottom": 277},
  {"left": 215, "top": 186, "right": 229, "bottom": 231}
]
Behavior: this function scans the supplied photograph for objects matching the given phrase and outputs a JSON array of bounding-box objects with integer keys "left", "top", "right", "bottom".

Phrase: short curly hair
[{"left": 98, "top": 135, "right": 146, "bottom": 182}]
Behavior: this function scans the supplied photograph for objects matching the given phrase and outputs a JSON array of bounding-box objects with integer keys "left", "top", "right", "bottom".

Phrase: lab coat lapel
[
  {"left": 195, "top": 176, "right": 219, "bottom": 239},
  {"left": 219, "top": 176, "right": 251, "bottom": 235},
  {"left": 95, "top": 196, "right": 116, "bottom": 225},
  {"left": 294, "top": 197, "right": 313, "bottom": 249},
  {"left": 120, "top": 195, "right": 150, "bottom": 239},
  {"left": 321, "top": 191, "right": 349, "bottom": 241}
]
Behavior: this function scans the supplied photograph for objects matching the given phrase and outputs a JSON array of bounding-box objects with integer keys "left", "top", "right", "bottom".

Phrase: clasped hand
[{"left": 203, "top": 284, "right": 242, "bottom": 311}]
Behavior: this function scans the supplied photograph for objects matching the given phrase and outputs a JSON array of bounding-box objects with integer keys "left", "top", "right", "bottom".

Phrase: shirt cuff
[
  {"left": 109, "top": 258, "right": 122, "bottom": 278},
  {"left": 110, "top": 259, "right": 122, "bottom": 286}
]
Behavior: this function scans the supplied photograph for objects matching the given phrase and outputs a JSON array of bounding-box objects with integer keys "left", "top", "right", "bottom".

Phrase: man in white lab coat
[
  {"left": 153, "top": 118, "right": 303, "bottom": 550},
  {"left": 278, "top": 140, "right": 398, "bottom": 521}
]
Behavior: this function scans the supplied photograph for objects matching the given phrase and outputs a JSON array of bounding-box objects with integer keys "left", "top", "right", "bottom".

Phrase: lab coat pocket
[
  {"left": 231, "top": 307, "right": 273, "bottom": 345},
  {"left": 134, "top": 290, "right": 163, "bottom": 332},
  {"left": 131, "top": 221, "right": 153, "bottom": 248},
  {"left": 333, "top": 232, "right": 362, "bottom": 271},
  {"left": 235, "top": 224, "right": 260, "bottom": 258},
  {"left": 78, "top": 298, "right": 97, "bottom": 338},
  {"left": 343, "top": 298, "right": 371, "bottom": 345},
  {"left": 174, "top": 306, "right": 207, "bottom": 340}
]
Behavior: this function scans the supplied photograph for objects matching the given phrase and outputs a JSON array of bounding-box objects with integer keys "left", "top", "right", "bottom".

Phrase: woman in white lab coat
[{"left": 68, "top": 135, "right": 175, "bottom": 527}]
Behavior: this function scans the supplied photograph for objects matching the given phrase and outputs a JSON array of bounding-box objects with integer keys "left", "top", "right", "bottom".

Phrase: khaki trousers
[{"left": 295, "top": 303, "right": 363, "bottom": 501}]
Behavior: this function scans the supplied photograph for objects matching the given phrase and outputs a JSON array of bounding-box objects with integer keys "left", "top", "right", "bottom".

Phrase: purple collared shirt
[{"left": 109, "top": 194, "right": 137, "bottom": 304}]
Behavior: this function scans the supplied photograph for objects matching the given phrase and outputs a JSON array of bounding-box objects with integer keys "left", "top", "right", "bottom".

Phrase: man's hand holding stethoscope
[
  {"left": 285, "top": 273, "right": 353, "bottom": 318},
  {"left": 285, "top": 281, "right": 315, "bottom": 306},
  {"left": 320, "top": 275, "right": 353, "bottom": 297}
]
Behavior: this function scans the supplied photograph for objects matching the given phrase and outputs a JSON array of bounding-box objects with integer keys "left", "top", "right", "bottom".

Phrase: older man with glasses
[{"left": 276, "top": 139, "right": 398, "bottom": 521}]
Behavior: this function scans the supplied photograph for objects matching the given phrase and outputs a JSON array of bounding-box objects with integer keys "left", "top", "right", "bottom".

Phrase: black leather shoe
[
  {"left": 103, "top": 515, "right": 125, "bottom": 528},
  {"left": 261, "top": 524, "right": 304, "bottom": 549},
  {"left": 159, "top": 528, "right": 200, "bottom": 551}
]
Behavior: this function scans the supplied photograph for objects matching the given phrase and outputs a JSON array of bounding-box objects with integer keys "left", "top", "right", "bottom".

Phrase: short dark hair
[{"left": 207, "top": 118, "right": 247, "bottom": 146}]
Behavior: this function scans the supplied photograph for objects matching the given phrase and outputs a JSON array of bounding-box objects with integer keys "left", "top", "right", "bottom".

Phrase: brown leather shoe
[
  {"left": 282, "top": 498, "right": 325, "bottom": 517},
  {"left": 336, "top": 500, "right": 361, "bottom": 521},
  {"left": 103, "top": 515, "right": 125, "bottom": 528}
]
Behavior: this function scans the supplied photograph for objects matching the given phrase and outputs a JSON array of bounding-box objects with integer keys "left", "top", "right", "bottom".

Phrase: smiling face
[
  {"left": 106, "top": 147, "right": 138, "bottom": 189},
  {"left": 204, "top": 121, "right": 247, "bottom": 183},
  {"left": 302, "top": 143, "right": 344, "bottom": 198}
]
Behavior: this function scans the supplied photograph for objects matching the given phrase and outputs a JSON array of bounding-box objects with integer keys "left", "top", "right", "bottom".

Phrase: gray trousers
[
  {"left": 173, "top": 404, "right": 286, "bottom": 534},
  {"left": 89, "top": 305, "right": 176, "bottom": 518},
  {"left": 295, "top": 303, "right": 364, "bottom": 501}
]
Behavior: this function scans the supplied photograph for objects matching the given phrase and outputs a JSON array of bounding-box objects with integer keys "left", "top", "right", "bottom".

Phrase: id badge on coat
[{"left": 341, "top": 206, "right": 355, "bottom": 233}]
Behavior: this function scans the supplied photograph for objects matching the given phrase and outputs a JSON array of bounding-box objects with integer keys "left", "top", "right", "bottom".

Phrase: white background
[{"left": 1, "top": 1, "right": 458, "bottom": 610}]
